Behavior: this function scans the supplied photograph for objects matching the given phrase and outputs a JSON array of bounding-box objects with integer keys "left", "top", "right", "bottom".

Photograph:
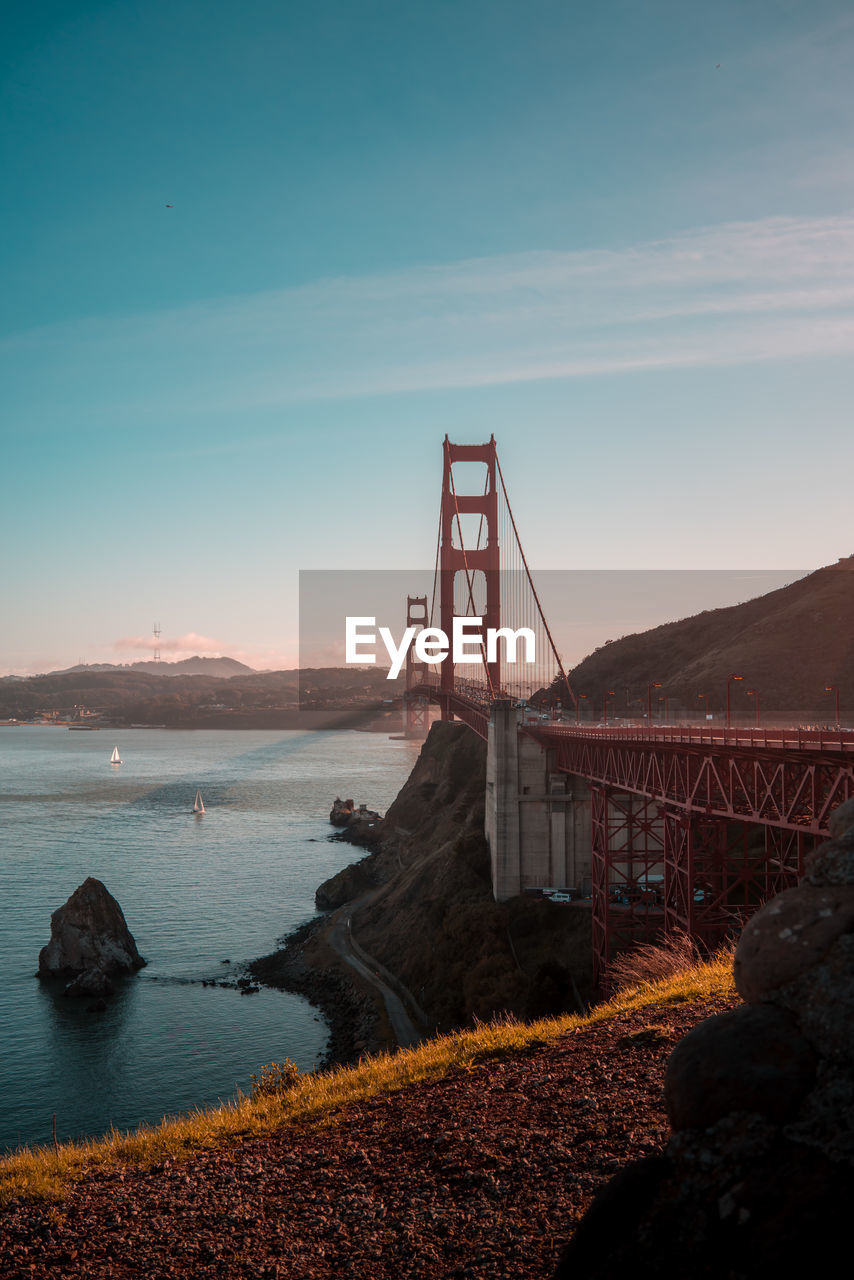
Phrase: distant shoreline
[{"left": 1, "top": 710, "right": 403, "bottom": 733}]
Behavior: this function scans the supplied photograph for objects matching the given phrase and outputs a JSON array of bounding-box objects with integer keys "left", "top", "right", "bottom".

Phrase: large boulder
[
  {"left": 664, "top": 1004, "right": 816, "bottom": 1132},
  {"left": 554, "top": 796, "right": 854, "bottom": 1279},
  {"left": 38, "top": 877, "right": 146, "bottom": 985}
]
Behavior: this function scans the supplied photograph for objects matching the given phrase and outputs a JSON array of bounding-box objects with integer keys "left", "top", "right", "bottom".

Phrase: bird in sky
[{"left": 165, "top": 203, "right": 174, "bottom": 207}]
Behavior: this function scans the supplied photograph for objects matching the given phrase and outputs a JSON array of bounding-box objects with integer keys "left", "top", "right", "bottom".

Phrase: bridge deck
[{"left": 534, "top": 723, "right": 854, "bottom": 754}]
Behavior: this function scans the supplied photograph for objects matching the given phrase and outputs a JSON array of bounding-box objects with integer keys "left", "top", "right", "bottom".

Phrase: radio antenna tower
[{"left": 153, "top": 622, "right": 161, "bottom": 664}]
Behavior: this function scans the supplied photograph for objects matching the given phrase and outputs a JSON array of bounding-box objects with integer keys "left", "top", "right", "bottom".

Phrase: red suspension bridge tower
[{"left": 439, "top": 435, "right": 501, "bottom": 706}]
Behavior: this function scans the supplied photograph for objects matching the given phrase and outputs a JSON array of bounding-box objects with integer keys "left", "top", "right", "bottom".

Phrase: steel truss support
[
  {"left": 663, "top": 813, "right": 752, "bottom": 947},
  {"left": 763, "top": 826, "right": 815, "bottom": 898},
  {"left": 538, "top": 732, "right": 854, "bottom": 836},
  {"left": 591, "top": 787, "right": 665, "bottom": 988},
  {"left": 663, "top": 814, "right": 822, "bottom": 950}
]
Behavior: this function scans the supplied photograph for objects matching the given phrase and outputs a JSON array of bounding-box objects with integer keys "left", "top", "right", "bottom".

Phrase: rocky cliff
[{"left": 315, "top": 721, "right": 593, "bottom": 1031}]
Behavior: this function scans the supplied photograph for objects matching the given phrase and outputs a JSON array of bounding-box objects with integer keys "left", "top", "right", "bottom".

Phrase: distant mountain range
[{"left": 54, "top": 656, "right": 256, "bottom": 678}]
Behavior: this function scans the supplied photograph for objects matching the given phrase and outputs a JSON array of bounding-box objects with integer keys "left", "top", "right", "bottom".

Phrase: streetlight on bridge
[
  {"left": 726, "top": 674, "right": 744, "bottom": 728},
  {"left": 647, "top": 682, "right": 662, "bottom": 725},
  {"left": 576, "top": 693, "right": 588, "bottom": 725},
  {"left": 698, "top": 693, "right": 710, "bottom": 721},
  {"left": 825, "top": 685, "right": 840, "bottom": 726},
  {"left": 603, "top": 690, "right": 615, "bottom": 725},
  {"left": 658, "top": 695, "right": 669, "bottom": 722},
  {"left": 747, "top": 688, "right": 760, "bottom": 726}
]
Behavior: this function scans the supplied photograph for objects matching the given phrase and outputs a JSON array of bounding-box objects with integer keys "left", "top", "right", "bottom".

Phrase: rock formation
[
  {"left": 554, "top": 796, "right": 854, "bottom": 1279},
  {"left": 38, "top": 877, "right": 146, "bottom": 997},
  {"left": 329, "top": 797, "right": 355, "bottom": 826},
  {"left": 329, "top": 797, "right": 381, "bottom": 830}
]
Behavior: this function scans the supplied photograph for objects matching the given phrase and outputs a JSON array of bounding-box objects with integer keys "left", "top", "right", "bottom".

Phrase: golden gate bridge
[{"left": 404, "top": 437, "right": 854, "bottom": 984}]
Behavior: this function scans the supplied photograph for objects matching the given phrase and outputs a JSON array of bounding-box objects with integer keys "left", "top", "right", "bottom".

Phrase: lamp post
[
  {"left": 576, "top": 693, "right": 588, "bottom": 725},
  {"left": 747, "top": 688, "right": 760, "bottom": 726},
  {"left": 698, "top": 693, "right": 710, "bottom": 722},
  {"left": 647, "top": 681, "right": 662, "bottom": 726},
  {"left": 825, "top": 685, "right": 840, "bottom": 726},
  {"left": 603, "top": 690, "right": 615, "bottom": 725},
  {"left": 726, "top": 673, "right": 743, "bottom": 728},
  {"left": 658, "top": 695, "right": 669, "bottom": 722}
]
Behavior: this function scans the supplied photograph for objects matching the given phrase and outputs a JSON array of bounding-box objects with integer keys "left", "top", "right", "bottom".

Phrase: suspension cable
[{"left": 494, "top": 451, "right": 576, "bottom": 710}]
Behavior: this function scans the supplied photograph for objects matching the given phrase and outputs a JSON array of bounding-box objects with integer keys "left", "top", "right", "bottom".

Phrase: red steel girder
[
  {"left": 532, "top": 731, "right": 854, "bottom": 838},
  {"left": 591, "top": 788, "right": 666, "bottom": 988}
]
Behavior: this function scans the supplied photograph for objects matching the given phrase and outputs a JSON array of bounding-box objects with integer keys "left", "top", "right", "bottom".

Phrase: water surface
[{"left": 0, "top": 727, "right": 419, "bottom": 1153}]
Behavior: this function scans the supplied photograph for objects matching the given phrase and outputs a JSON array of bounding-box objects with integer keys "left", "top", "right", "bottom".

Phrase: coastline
[{"left": 249, "top": 913, "right": 393, "bottom": 1069}]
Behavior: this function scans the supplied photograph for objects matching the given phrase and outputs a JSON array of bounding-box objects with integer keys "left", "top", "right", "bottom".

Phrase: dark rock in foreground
[
  {"left": 38, "top": 877, "right": 145, "bottom": 997},
  {"left": 554, "top": 796, "right": 854, "bottom": 1279}
]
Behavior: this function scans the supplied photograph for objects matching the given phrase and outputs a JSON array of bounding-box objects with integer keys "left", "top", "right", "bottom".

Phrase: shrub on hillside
[{"left": 250, "top": 1059, "right": 300, "bottom": 1099}]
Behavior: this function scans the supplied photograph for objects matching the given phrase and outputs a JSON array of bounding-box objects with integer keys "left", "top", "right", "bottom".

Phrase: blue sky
[{"left": 2, "top": 1, "right": 854, "bottom": 674}]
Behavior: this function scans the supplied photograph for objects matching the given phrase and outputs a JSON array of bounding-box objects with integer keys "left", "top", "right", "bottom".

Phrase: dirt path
[{"left": 326, "top": 898, "right": 424, "bottom": 1050}]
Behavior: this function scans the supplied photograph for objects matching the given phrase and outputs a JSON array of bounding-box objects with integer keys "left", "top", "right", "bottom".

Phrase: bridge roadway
[{"left": 411, "top": 676, "right": 854, "bottom": 836}]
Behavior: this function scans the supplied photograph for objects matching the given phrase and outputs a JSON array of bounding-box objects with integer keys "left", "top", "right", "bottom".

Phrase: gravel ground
[{"left": 0, "top": 992, "right": 737, "bottom": 1279}]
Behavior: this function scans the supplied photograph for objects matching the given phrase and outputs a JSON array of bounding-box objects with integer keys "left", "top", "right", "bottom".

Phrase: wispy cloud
[
  {"left": 5, "top": 213, "right": 854, "bottom": 421},
  {"left": 112, "top": 634, "right": 294, "bottom": 670},
  {"left": 114, "top": 632, "right": 227, "bottom": 655}
]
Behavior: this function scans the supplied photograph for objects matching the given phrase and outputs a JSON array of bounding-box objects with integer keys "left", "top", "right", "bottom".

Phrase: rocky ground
[{"left": 0, "top": 991, "right": 736, "bottom": 1279}]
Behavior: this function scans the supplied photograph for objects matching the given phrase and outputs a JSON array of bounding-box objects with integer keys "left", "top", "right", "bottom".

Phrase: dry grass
[
  {"left": 608, "top": 931, "right": 739, "bottom": 993},
  {"left": 608, "top": 931, "right": 704, "bottom": 991},
  {"left": 0, "top": 953, "right": 735, "bottom": 1209}
]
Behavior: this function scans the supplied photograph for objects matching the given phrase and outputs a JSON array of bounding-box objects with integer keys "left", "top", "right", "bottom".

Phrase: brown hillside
[
  {"left": 565, "top": 557, "right": 854, "bottom": 721},
  {"left": 0, "top": 989, "right": 737, "bottom": 1279}
]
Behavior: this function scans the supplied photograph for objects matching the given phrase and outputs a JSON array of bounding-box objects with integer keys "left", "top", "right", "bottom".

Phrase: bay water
[{"left": 0, "top": 727, "right": 420, "bottom": 1154}]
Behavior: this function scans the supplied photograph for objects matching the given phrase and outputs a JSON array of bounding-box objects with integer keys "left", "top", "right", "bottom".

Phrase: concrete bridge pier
[{"left": 485, "top": 699, "right": 593, "bottom": 901}]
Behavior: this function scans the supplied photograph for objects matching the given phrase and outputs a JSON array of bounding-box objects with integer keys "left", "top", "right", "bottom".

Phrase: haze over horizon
[{"left": 3, "top": 2, "right": 854, "bottom": 676}]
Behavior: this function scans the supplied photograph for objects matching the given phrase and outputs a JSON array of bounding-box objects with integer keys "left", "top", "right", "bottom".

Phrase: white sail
[
  {"left": 110, "top": 746, "right": 122, "bottom": 765},
  {"left": 193, "top": 789, "right": 205, "bottom": 814}
]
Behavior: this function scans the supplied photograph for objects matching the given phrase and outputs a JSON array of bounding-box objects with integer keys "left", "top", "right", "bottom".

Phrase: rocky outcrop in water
[
  {"left": 329, "top": 798, "right": 381, "bottom": 834},
  {"left": 38, "top": 877, "right": 146, "bottom": 997},
  {"left": 329, "top": 797, "right": 355, "bottom": 826},
  {"left": 554, "top": 796, "right": 854, "bottom": 1279}
]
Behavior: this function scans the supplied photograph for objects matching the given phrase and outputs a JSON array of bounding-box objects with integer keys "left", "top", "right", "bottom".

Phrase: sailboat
[
  {"left": 193, "top": 790, "right": 205, "bottom": 815},
  {"left": 110, "top": 746, "right": 122, "bottom": 766}
]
